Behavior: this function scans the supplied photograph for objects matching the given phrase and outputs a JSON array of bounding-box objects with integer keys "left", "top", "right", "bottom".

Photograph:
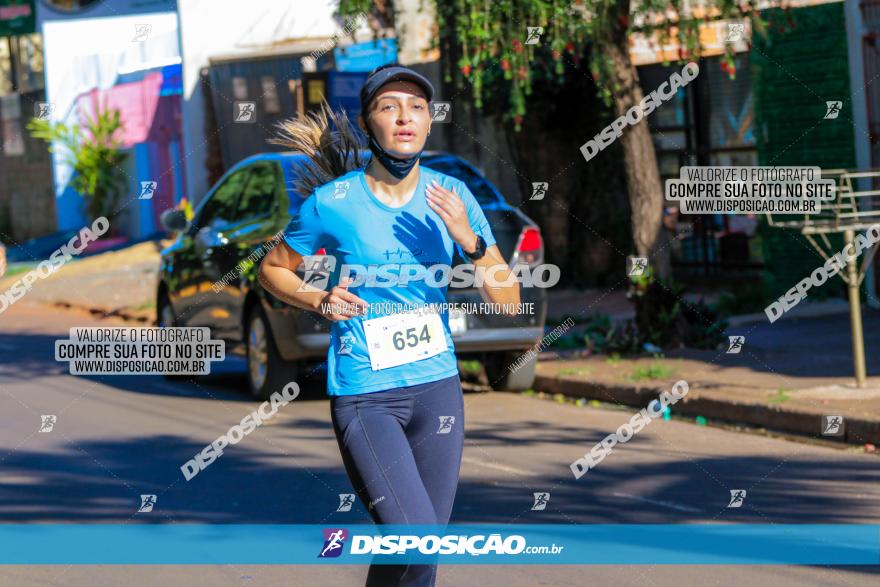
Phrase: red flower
[
  {"left": 617, "top": 14, "right": 629, "bottom": 28},
  {"left": 513, "top": 114, "right": 523, "bottom": 125},
  {"left": 461, "top": 64, "right": 472, "bottom": 76},
  {"left": 565, "top": 42, "right": 575, "bottom": 53},
  {"left": 512, "top": 39, "right": 523, "bottom": 53},
  {"left": 501, "top": 58, "right": 511, "bottom": 71},
  {"left": 720, "top": 60, "right": 728, "bottom": 72},
  {"left": 517, "top": 66, "right": 528, "bottom": 80}
]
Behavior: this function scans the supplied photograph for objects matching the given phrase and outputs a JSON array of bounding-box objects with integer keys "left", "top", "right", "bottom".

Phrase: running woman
[{"left": 259, "top": 63, "right": 520, "bottom": 586}]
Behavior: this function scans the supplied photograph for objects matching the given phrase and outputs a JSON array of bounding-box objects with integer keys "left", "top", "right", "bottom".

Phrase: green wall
[{"left": 752, "top": 1, "right": 856, "bottom": 300}]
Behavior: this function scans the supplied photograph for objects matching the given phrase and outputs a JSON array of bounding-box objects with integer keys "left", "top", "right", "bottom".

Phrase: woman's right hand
[{"left": 318, "top": 276, "right": 369, "bottom": 321}]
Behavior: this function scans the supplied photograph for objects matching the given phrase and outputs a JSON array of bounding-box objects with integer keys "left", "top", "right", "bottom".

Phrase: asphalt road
[{"left": 1, "top": 300, "right": 879, "bottom": 586}]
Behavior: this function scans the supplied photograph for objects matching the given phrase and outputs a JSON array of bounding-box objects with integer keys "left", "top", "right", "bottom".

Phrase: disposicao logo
[{"left": 319, "top": 528, "right": 348, "bottom": 558}]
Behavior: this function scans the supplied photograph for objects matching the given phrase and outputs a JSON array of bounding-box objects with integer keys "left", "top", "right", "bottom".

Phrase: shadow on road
[
  {"left": 0, "top": 331, "right": 330, "bottom": 403},
  {"left": 2, "top": 423, "right": 879, "bottom": 527}
]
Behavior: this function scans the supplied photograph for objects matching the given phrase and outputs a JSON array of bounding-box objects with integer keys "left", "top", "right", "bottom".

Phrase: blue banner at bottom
[{"left": 0, "top": 524, "right": 878, "bottom": 565}]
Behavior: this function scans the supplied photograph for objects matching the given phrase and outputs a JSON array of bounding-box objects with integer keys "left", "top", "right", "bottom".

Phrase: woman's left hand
[{"left": 426, "top": 179, "right": 477, "bottom": 252}]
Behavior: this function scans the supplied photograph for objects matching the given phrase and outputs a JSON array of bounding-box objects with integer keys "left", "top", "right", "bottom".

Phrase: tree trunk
[{"left": 605, "top": 18, "right": 671, "bottom": 279}]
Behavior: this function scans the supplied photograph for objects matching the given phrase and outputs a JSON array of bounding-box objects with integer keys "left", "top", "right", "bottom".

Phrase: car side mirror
[{"left": 160, "top": 208, "right": 190, "bottom": 233}]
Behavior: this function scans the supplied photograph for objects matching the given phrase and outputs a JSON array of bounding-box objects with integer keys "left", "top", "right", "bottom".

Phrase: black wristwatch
[{"left": 464, "top": 234, "right": 487, "bottom": 260}]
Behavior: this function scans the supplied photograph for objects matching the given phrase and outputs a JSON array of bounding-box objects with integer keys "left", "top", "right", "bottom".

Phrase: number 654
[{"left": 392, "top": 325, "right": 432, "bottom": 350}]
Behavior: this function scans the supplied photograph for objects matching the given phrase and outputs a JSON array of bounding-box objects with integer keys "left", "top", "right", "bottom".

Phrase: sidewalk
[
  {"left": 0, "top": 239, "right": 166, "bottom": 322},
  {"left": 534, "top": 309, "right": 880, "bottom": 447}
]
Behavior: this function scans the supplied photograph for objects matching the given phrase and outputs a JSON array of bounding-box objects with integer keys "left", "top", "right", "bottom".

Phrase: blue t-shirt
[{"left": 282, "top": 165, "right": 497, "bottom": 396}]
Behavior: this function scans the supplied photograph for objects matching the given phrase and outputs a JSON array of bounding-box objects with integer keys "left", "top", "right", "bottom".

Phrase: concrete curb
[{"left": 534, "top": 373, "right": 880, "bottom": 446}]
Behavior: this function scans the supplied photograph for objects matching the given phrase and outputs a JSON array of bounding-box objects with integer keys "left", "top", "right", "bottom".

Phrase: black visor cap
[{"left": 359, "top": 64, "right": 434, "bottom": 115}]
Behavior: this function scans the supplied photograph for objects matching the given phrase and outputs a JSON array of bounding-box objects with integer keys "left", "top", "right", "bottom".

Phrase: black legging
[{"left": 330, "top": 373, "right": 465, "bottom": 586}]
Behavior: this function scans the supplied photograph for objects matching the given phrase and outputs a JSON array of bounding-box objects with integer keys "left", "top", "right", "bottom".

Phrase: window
[
  {"left": 638, "top": 56, "right": 761, "bottom": 275},
  {"left": 232, "top": 77, "right": 248, "bottom": 101},
  {"left": 0, "top": 94, "right": 24, "bottom": 156},
  {"left": 0, "top": 34, "right": 46, "bottom": 94},
  {"left": 307, "top": 78, "right": 325, "bottom": 104},
  {"left": 0, "top": 39, "right": 12, "bottom": 95},
  {"left": 194, "top": 168, "right": 249, "bottom": 230},
  {"left": 16, "top": 34, "right": 44, "bottom": 92},
  {"left": 421, "top": 158, "right": 502, "bottom": 207},
  {"left": 237, "top": 162, "right": 279, "bottom": 219},
  {"left": 288, "top": 79, "right": 304, "bottom": 117},
  {"left": 261, "top": 76, "right": 280, "bottom": 113}
]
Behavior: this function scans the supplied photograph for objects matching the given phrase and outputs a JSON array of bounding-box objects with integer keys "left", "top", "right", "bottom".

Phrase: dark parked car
[{"left": 158, "top": 151, "right": 547, "bottom": 399}]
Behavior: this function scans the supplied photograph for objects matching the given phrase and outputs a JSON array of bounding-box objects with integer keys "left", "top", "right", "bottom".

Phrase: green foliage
[
  {"left": 581, "top": 312, "right": 641, "bottom": 355},
  {"left": 546, "top": 284, "right": 727, "bottom": 355},
  {"left": 339, "top": 0, "right": 770, "bottom": 130},
  {"left": 2, "top": 262, "right": 35, "bottom": 278},
  {"left": 630, "top": 269, "right": 728, "bottom": 350},
  {"left": 545, "top": 312, "right": 640, "bottom": 354},
  {"left": 132, "top": 299, "right": 157, "bottom": 312},
  {"left": 767, "top": 388, "right": 792, "bottom": 403},
  {"left": 712, "top": 282, "right": 767, "bottom": 317},
  {"left": 459, "top": 359, "right": 483, "bottom": 375},
  {"left": 27, "top": 103, "right": 128, "bottom": 222},
  {"left": 558, "top": 367, "right": 591, "bottom": 376},
  {"left": 629, "top": 361, "right": 677, "bottom": 381},
  {"left": 580, "top": 312, "right": 615, "bottom": 353}
]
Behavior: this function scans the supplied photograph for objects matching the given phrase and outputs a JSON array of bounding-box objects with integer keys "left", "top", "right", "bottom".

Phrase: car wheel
[
  {"left": 246, "top": 304, "right": 298, "bottom": 401},
  {"left": 157, "top": 290, "right": 188, "bottom": 381},
  {"left": 483, "top": 350, "right": 536, "bottom": 391}
]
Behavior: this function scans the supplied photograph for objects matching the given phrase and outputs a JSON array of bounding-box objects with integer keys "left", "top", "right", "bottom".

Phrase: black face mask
[{"left": 365, "top": 126, "right": 423, "bottom": 180}]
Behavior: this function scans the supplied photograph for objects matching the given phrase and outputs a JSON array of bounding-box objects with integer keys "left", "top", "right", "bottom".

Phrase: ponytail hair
[{"left": 268, "top": 99, "right": 368, "bottom": 199}]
